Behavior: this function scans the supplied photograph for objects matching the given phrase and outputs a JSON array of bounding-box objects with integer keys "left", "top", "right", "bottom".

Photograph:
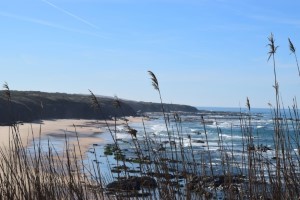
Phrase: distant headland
[{"left": 0, "top": 90, "right": 198, "bottom": 125}]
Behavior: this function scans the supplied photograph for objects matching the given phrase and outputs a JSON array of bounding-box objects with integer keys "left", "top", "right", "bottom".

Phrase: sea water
[
  {"left": 83, "top": 108, "right": 278, "bottom": 185},
  {"left": 30, "top": 107, "right": 299, "bottom": 199}
]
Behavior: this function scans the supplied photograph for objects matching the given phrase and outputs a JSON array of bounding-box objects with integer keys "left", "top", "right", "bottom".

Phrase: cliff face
[
  {"left": 123, "top": 100, "right": 198, "bottom": 113},
  {"left": 0, "top": 91, "right": 198, "bottom": 124}
]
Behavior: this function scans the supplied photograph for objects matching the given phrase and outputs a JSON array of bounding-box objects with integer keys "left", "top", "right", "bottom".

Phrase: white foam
[
  {"left": 219, "top": 134, "right": 243, "bottom": 139},
  {"left": 191, "top": 128, "right": 201, "bottom": 133},
  {"left": 151, "top": 124, "right": 166, "bottom": 133},
  {"left": 116, "top": 132, "right": 131, "bottom": 139}
]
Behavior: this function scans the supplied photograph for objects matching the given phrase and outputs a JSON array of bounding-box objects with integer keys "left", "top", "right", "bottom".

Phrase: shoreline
[{"left": 0, "top": 117, "right": 147, "bottom": 156}]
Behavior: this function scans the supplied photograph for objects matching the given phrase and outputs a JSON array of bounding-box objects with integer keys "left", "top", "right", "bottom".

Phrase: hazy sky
[{"left": 0, "top": 0, "right": 300, "bottom": 108}]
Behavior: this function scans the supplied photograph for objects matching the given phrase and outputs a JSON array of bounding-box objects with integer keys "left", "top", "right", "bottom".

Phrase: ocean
[
  {"left": 82, "top": 107, "right": 291, "bottom": 197},
  {"left": 31, "top": 107, "right": 298, "bottom": 199}
]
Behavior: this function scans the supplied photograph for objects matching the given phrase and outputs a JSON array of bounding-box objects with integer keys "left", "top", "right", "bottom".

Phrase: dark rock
[
  {"left": 147, "top": 172, "right": 176, "bottom": 180},
  {"left": 186, "top": 182, "right": 212, "bottom": 198},
  {"left": 106, "top": 176, "right": 157, "bottom": 191},
  {"left": 193, "top": 140, "right": 205, "bottom": 143},
  {"left": 117, "top": 192, "right": 151, "bottom": 198},
  {"left": 228, "top": 184, "right": 240, "bottom": 195},
  {"left": 110, "top": 169, "right": 122, "bottom": 173},
  {"left": 127, "top": 169, "right": 140, "bottom": 173},
  {"left": 135, "top": 176, "right": 157, "bottom": 188},
  {"left": 213, "top": 176, "right": 224, "bottom": 187},
  {"left": 257, "top": 145, "right": 272, "bottom": 152},
  {"left": 188, "top": 174, "right": 244, "bottom": 188},
  {"left": 106, "top": 179, "right": 140, "bottom": 191}
]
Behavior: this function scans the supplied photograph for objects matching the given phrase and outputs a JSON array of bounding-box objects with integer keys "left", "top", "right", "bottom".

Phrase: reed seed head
[
  {"left": 246, "top": 97, "right": 250, "bottom": 111},
  {"left": 148, "top": 70, "right": 159, "bottom": 91},
  {"left": 289, "top": 38, "right": 296, "bottom": 54},
  {"left": 127, "top": 128, "right": 137, "bottom": 138},
  {"left": 89, "top": 89, "right": 101, "bottom": 111},
  {"left": 267, "top": 33, "right": 279, "bottom": 61},
  {"left": 3, "top": 82, "right": 11, "bottom": 102},
  {"left": 113, "top": 95, "right": 121, "bottom": 108}
]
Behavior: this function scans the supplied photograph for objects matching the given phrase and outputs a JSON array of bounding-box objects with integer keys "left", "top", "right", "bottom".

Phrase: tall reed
[{"left": 1, "top": 33, "right": 300, "bottom": 199}]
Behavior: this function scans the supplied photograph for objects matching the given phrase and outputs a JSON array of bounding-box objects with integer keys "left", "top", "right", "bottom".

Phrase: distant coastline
[
  {"left": 197, "top": 106, "right": 271, "bottom": 112},
  {"left": 0, "top": 90, "right": 198, "bottom": 125}
]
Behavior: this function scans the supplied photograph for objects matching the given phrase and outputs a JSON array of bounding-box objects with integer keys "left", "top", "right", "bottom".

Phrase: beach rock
[
  {"left": 213, "top": 176, "right": 224, "bottom": 187},
  {"left": 134, "top": 176, "right": 157, "bottom": 188},
  {"left": 248, "top": 144, "right": 272, "bottom": 152},
  {"left": 110, "top": 169, "right": 122, "bottom": 173},
  {"left": 106, "top": 179, "right": 140, "bottom": 191},
  {"left": 227, "top": 184, "right": 240, "bottom": 195},
  {"left": 106, "top": 176, "right": 157, "bottom": 191},
  {"left": 257, "top": 145, "right": 272, "bottom": 152},
  {"left": 127, "top": 169, "right": 140, "bottom": 173},
  {"left": 189, "top": 175, "right": 244, "bottom": 187},
  {"left": 186, "top": 182, "right": 212, "bottom": 199},
  {"left": 147, "top": 172, "right": 176, "bottom": 180},
  {"left": 193, "top": 140, "right": 205, "bottom": 143}
]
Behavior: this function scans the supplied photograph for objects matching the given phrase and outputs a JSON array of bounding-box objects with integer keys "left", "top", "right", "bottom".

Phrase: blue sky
[{"left": 0, "top": 0, "right": 300, "bottom": 108}]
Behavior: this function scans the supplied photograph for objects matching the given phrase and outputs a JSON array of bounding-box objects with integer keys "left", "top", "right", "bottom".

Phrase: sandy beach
[{"left": 0, "top": 117, "right": 145, "bottom": 156}]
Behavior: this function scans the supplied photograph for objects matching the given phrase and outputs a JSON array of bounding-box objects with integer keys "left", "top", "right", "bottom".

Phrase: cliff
[{"left": 0, "top": 91, "right": 198, "bottom": 125}]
